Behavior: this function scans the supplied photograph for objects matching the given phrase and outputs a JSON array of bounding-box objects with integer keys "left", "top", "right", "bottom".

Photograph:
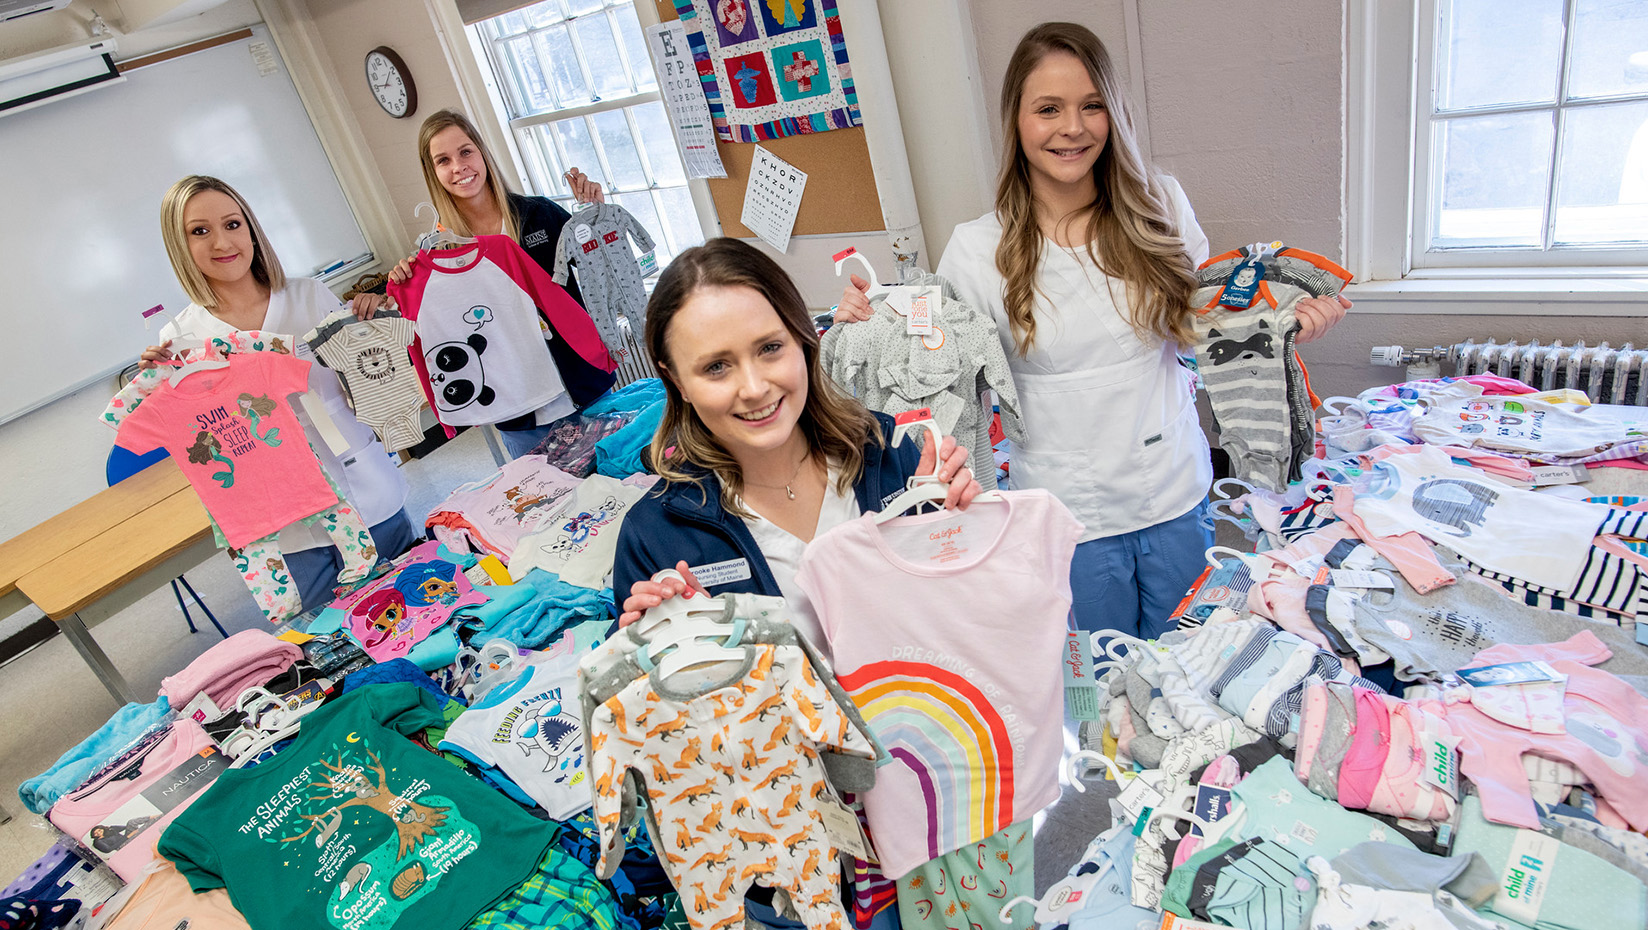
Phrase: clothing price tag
[
  {"left": 1329, "top": 569, "right": 1396, "bottom": 590},
  {"left": 1159, "top": 910, "right": 1227, "bottom": 930},
  {"left": 1188, "top": 785, "right": 1231, "bottom": 837},
  {"left": 899, "top": 286, "right": 940, "bottom": 337},
  {"left": 1498, "top": 830, "right": 1561, "bottom": 924},
  {"left": 818, "top": 799, "right": 868, "bottom": 859},
  {"left": 1063, "top": 631, "right": 1102, "bottom": 721},
  {"left": 1458, "top": 661, "right": 1564, "bottom": 687},
  {"left": 1422, "top": 732, "right": 1461, "bottom": 799},
  {"left": 637, "top": 249, "right": 659, "bottom": 278},
  {"left": 1117, "top": 773, "right": 1165, "bottom": 824},
  {"left": 1529, "top": 464, "right": 1588, "bottom": 485},
  {"left": 180, "top": 692, "right": 223, "bottom": 724}
]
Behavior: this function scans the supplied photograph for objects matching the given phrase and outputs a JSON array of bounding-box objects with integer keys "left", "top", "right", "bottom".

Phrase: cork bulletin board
[{"left": 655, "top": 0, "right": 884, "bottom": 238}]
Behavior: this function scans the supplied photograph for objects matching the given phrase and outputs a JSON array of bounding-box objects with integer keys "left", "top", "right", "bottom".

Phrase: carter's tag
[
  {"left": 1329, "top": 569, "right": 1396, "bottom": 590},
  {"left": 818, "top": 799, "right": 868, "bottom": 859},
  {"left": 1423, "top": 732, "right": 1461, "bottom": 799},
  {"left": 1498, "top": 831, "right": 1561, "bottom": 924},
  {"left": 1530, "top": 464, "right": 1588, "bottom": 485},
  {"left": 1063, "top": 631, "right": 1101, "bottom": 720},
  {"left": 1117, "top": 775, "right": 1165, "bottom": 824},
  {"left": 1219, "top": 256, "right": 1267, "bottom": 309},
  {"left": 688, "top": 558, "right": 753, "bottom": 587},
  {"left": 903, "top": 285, "right": 940, "bottom": 337},
  {"left": 638, "top": 249, "right": 658, "bottom": 277}
]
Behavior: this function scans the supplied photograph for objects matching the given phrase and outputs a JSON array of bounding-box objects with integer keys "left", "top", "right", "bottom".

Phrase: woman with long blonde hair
[
  {"left": 387, "top": 108, "right": 615, "bottom": 457},
  {"left": 838, "top": 22, "right": 1349, "bottom": 637}
]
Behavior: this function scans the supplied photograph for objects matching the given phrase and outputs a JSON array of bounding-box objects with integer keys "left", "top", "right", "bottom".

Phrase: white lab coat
[{"left": 937, "top": 176, "right": 1213, "bottom": 541}]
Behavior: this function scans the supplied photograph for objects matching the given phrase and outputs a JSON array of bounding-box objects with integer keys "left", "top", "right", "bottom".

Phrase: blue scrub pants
[{"left": 1068, "top": 501, "right": 1212, "bottom": 640}]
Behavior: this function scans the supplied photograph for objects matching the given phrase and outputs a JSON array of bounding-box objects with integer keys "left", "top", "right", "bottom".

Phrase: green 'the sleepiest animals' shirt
[{"left": 157, "top": 683, "right": 558, "bottom": 930}]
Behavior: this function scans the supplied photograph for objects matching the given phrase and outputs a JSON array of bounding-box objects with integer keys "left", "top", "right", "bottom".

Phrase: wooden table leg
[{"left": 58, "top": 612, "right": 136, "bottom": 705}]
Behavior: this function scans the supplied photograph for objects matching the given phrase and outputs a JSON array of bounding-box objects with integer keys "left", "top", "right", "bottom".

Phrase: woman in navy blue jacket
[{"left": 611, "top": 238, "right": 979, "bottom": 631}]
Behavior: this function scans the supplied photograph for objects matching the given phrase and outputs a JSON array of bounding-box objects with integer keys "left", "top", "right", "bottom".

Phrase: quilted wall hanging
[{"left": 673, "top": 0, "right": 862, "bottom": 142}]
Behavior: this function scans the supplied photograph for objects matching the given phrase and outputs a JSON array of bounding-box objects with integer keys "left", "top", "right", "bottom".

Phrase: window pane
[
  {"left": 522, "top": 0, "right": 566, "bottom": 28},
  {"left": 550, "top": 117, "right": 603, "bottom": 187},
  {"left": 532, "top": 25, "right": 589, "bottom": 109},
  {"left": 1554, "top": 101, "right": 1648, "bottom": 245},
  {"left": 632, "top": 100, "right": 686, "bottom": 187},
  {"left": 1432, "top": 111, "right": 1554, "bottom": 247},
  {"left": 612, "top": 191, "right": 665, "bottom": 256},
  {"left": 566, "top": 0, "right": 606, "bottom": 18},
  {"left": 1569, "top": 0, "right": 1648, "bottom": 99},
  {"left": 493, "top": 10, "right": 530, "bottom": 36},
  {"left": 653, "top": 185, "right": 704, "bottom": 259},
  {"left": 521, "top": 125, "right": 570, "bottom": 198},
  {"left": 613, "top": 6, "right": 657, "bottom": 92},
  {"left": 505, "top": 35, "right": 555, "bottom": 115},
  {"left": 591, "top": 108, "right": 647, "bottom": 190},
  {"left": 1437, "top": 0, "right": 1563, "bottom": 110},
  {"left": 573, "top": 13, "right": 631, "bottom": 98}
]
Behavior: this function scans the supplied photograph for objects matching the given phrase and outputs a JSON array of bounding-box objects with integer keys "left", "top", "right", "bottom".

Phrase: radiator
[
  {"left": 612, "top": 316, "right": 660, "bottom": 387},
  {"left": 1371, "top": 339, "right": 1648, "bottom": 405}
]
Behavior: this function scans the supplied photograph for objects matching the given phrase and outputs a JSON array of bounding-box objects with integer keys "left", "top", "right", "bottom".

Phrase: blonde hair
[
  {"left": 644, "top": 238, "right": 882, "bottom": 516},
  {"left": 417, "top": 109, "right": 519, "bottom": 241},
  {"left": 160, "top": 175, "right": 285, "bottom": 309},
  {"left": 994, "top": 22, "right": 1197, "bottom": 351}
]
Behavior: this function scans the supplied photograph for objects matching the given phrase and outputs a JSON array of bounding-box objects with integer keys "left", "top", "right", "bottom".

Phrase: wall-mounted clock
[{"left": 365, "top": 46, "right": 417, "bottom": 119}]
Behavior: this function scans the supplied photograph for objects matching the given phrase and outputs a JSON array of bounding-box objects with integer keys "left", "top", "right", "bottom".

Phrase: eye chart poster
[
  {"left": 645, "top": 21, "right": 726, "bottom": 179},
  {"left": 741, "top": 145, "right": 807, "bottom": 253}
]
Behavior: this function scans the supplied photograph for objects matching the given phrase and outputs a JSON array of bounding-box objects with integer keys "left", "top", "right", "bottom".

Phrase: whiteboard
[{"left": 0, "top": 24, "right": 372, "bottom": 424}]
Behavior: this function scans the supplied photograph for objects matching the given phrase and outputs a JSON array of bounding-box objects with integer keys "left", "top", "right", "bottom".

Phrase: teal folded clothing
[
  {"left": 595, "top": 399, "right": 664, "bottom": 478},
  {"left": 19, "top": 698, "right": 172, "bottom": 814},
  {"left": 583, "top": 378, "right": 663, "bottom": 416},
  {"left": 1453, "top": 794, "right": 1646, "bottom": 930},
  {"left": 457, "top": 569, "right": 613, "bottom": 648}
]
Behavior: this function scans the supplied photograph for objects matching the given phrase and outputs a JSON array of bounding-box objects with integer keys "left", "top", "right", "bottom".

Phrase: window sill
[{"left": 1342, "top": 275, "right": 1648, "bottom": 316}]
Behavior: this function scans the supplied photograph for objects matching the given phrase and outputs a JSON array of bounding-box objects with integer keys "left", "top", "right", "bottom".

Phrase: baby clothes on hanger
[
  {"left": 819, "top": 270, "right": 1024, "bottom": 491},
  {"left": 304, "top": 308, "right": 425, "bottom": 453},
  {"left": 424, "top": 455, "right": 583, "bottom": 561},
  {"left": 387, "top": 235, "right": 614, "bottom": 434},
  {"left": 582, "top": 640, "right": 878, "bottom": 930},
  {"left": 1191, "top": 244, "right": 1352, "bottom": 491},
  {"left": 796, "top": 488, "right": 1080, "bottom": 879},
  {"left": 551, "top": 203, "right": 656, "bottom": 359}
]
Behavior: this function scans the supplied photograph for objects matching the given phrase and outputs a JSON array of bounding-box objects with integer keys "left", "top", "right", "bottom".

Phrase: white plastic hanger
[
  {"left": 1141, "top": 805, "right": 1215, "bottom": 841},
  {"left": 469, "top": 639, "right": 529, "bottom": 702},
  {"left": 415, "top": 202, "right": 477, "bottom": 252},
  {"left": 872, "top": 415, "right": 1004, "bottom": 525},
  {"left": 1067, "top": 749, "right": 1135, "bottom": 793},
  {"left": 633, "top": 570, "right": 747, "bottom": 680},
  {"left": 223, "top": 686, "right": 323, "bottom": 767},
  {"left": 168, "top": 341, "right": 229, "bottom": 385}
]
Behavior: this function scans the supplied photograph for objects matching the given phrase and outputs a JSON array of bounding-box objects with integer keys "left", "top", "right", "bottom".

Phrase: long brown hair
[
  {"left": 417, "top": 109, "right": 519, "bottom": 241},
  {"left": 160, "top": 175, "right": 286, "bottom": 309},
  {"left": 995, "top": 22, "right": 1197, "bottom": 351},
  {"left": 645, "top": 238, "right": 881, "bottom": 515}
]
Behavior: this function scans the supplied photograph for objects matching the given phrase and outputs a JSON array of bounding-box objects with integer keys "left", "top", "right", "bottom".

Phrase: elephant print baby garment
[
  {"left": 334, "top": 541, "right": 490, "bottom": 662},
  {"left": 438, "top": 650, "right": 592, "bottom": 819},
  {"left": 586, "top": 642, "right": 878, "bottom": 930},
  {"left": 114, "top": 352, "right": 339, "bottom": 548},
  {"left": 1350, "top": 443, "right": 1612, "bottom": 591},
  {"left": 157, "top": 684, "right": 565, "bottom": 930}
]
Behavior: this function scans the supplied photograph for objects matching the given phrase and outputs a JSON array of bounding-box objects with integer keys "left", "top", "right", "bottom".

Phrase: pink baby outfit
[
  {"left": 1433, "top": 631, "right": 1648, "bottom": 830},
  {"left": 115, "top": 353, "right": 338, "bottom": 548},
  {"left": 47, "top": 721, "right": 220, "bottom": 882},
  {"left": 1367, "top": 700, "right": 1455, "bottom": 821},
  {"left": 1336, "top": 687, "right": 1391, "bottom": 810},
  {"left": 425, "top": 455, "right": 583, "bottom": 561},
  {"left": 796, "top": 489, "right": 1081, "bottom": 879}
]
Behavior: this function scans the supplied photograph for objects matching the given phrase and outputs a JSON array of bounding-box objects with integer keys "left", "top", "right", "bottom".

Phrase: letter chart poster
[{"left": 671, "top": 0, "right": 861, "bottom": 142}]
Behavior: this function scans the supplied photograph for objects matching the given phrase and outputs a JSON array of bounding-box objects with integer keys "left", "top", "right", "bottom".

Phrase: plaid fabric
[{"left": 465, "top": 845, "right": 623, "bottom": 930}]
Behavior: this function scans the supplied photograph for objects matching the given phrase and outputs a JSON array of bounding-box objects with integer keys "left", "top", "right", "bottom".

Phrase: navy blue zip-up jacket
[{"left": 611, "top": 412, "right": 922, "bottom": 611}]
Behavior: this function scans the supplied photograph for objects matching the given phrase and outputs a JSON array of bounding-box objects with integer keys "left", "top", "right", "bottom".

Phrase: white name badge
[{"left": 688, "top": 558, "right": 753, "bottom": 587}]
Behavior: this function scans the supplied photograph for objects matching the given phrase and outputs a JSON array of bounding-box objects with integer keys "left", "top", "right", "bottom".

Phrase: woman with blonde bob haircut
[
  {"left": 388, "top": 108, "right": 615, "bottom": 457},
  {"left": 140, "top": 175, "right": 415, "bottom": 610},
  {"left": 609, "top": 238, "right": 979, "bottom": 648},
  {"left": 838, "top": 22, "right": 1349, "bottom": 638}
]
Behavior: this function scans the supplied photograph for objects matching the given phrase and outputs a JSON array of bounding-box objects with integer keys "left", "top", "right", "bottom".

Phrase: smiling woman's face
[
  {"left": 428, "top": 126, "right": 490, "bottom": 206},
  {"left": 1016, "top": 49, "right": 1110, "bottom": 200},
  {"left": 183, "top": 189, "right": 255, "bottom": 287}
]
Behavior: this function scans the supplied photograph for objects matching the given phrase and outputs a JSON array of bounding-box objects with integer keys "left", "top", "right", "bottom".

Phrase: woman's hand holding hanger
[
  {"left": 618, "top": 560, "right": 707, "bottom": 629},
  {"left": 348, "top": 292, "right": 394, "bottom": 321},
  {"left": 137, "top": 340, "right": 175, "bottom": 371},
  {"left": 565, "top": 167, "right": 605, "bottom": 206},
  {"left": 833, "top": 274, "right": 874, "bottom": 325},
  {"left": 916, "top": 434, "right": 982, "bottom": 512},
  {"left": 1295, "top": 294, "right": 1352, "bottom": 343}
]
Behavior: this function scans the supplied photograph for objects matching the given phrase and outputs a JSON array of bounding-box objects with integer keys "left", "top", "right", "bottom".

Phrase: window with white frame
[
  {"left": 472, "top": 0, "right": 705, "bottom": 264},
  {"left": 1409, "top": 0, "right": 1648, "bottom": 269}
]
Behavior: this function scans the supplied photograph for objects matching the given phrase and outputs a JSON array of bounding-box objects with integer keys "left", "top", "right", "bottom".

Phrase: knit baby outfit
[
  {"left": 1190, "top": 244, "right": 1352, "bottom": 491},
  {"left": 552, "top": 203, "right": 656, "bottom": 360},
  {"left": 304, "top": 308, "right": 425, "bottom": 453}
]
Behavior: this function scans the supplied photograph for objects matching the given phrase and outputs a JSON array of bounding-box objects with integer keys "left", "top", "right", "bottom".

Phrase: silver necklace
[{"left": 745, "top": 452, "right": 810, "bottom": 501}]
